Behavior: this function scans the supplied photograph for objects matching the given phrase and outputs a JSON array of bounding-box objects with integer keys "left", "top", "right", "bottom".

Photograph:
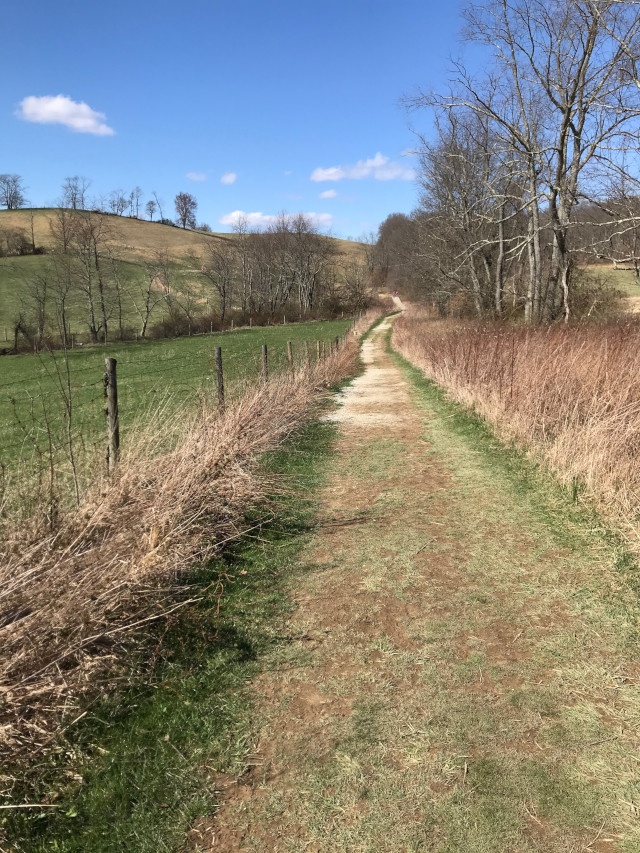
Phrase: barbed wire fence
[{"left": 0, "top": 321, "right": 357, "bottom": 521}]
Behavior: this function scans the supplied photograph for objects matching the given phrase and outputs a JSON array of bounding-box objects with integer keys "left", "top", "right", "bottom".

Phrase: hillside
[
  {"left": 0, "top": 208, "right": 365, "bottom": 264},
  {"left": 0, "top": 209, "right": 366, "bottom": 341}
]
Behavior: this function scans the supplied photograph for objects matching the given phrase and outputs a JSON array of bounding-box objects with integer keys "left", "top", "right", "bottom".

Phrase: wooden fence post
[
  {"left": 316, "top": 340, "right": 321, "bottom": 361},
  {"left": 262, "top": 344, "right": 268, "bottom": 381},
  {"left": 104, "top": 357, "right": 119, "bottom": 475},
  {"left": 287, "top": 341, "right": 294, "bottom": 376},
  {"left": 215, "top": 346, "right": 225, "bottom": 411}
]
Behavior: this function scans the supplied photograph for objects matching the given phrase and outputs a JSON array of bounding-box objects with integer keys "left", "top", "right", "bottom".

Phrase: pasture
[{"left": 0, "top": 318, "right": 351, "bottom": 492}]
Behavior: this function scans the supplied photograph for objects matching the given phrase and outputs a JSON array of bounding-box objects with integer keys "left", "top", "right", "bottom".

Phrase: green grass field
[
  {"left": 581, "top": 263, "right": 640, "bottom": 296},
  {"left": 0, "top": 319, "right": 351, "bottom": 481}
]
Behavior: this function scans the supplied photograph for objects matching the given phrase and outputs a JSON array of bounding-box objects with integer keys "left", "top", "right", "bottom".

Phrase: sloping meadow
[
  {"left": 0, "top": 309, "right": 381, "bottom": 775},
  {"left": 393, "top": 312, "right": 640, "bottom": 546}
]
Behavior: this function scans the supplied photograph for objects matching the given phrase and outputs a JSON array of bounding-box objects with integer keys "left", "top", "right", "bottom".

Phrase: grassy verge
[
  {"left": 391, "top": 313, "right": 640, "bottom": 557},
  {"left": 2, "top": 414, "right": 340, "bottom": 852},
  {"left": 358, "top": 312, "right": 389, "bottom": 343},
  {"left": 382, "top": 330, "right": 640, "bottom": 850}
]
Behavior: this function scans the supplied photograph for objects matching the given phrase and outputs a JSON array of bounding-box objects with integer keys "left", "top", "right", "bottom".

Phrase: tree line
[
  {"left": 9, "top": 210, "right": 372, "bottom": 352},
  {"left": 0, "top": 174, "right": 202, "bottom": 231},
  {"left": 375, "top": 0, "right": 640, "bottom": 323}
]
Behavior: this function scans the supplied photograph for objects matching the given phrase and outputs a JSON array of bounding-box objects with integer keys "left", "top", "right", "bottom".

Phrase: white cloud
[
  {"left": 310, "top": 152, "right": 414, "bottom": 182},
  {"left": 319, "top": 189, "right": 337, "bottom": 199},
  {"left": 220, "top": 172, "right": 237, "bottom": 185},
  {"left": 284, "top": 170, "right": 292, "bottom": 176},
  {"left": 17, "top": 94, "right": 114, "bottom": 136},
  {"left": 186, "top": 171, "right": 207, "bottom": 181},
  {"left": 220, "top": 210, "right": 333, "bottom": 229}
]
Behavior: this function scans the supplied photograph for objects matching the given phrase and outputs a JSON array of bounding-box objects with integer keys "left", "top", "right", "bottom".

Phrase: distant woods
[
  {"left": 3, "top": 208, "right": 372, "bottom": 352},
  {"left": 374, "top": 0, "right": 640, "bottom": 323}
]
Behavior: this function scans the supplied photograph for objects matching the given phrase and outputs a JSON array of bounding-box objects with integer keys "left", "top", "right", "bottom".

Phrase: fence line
[{"left": 1, "top": 324, "right": 357, "bottom": 482}]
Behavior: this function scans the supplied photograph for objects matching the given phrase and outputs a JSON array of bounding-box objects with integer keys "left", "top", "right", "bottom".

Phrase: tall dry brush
[{"left": 393, "top": 311, "right": 640, "bottom": 545}]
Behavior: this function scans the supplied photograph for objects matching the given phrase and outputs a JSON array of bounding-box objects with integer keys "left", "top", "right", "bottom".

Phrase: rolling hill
[{"left": 0, "top": 209, "right": 366, "bottom": 342}]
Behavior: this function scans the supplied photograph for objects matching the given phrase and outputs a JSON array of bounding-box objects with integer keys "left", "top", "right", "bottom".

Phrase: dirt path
[{"left": 192, "top": 318, "right": 640, "bottom": 853}]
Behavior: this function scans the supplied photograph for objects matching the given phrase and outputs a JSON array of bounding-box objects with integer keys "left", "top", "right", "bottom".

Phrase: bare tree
[
  {"left": 0, "top": 174, "right": 26, "bottom": 209},
  {"left": 19, "top": 267, "right": 50, "bottom": 350},
  {"left": 288, "top": 213, "right": 335, "bottom": 312},
  {"left": 61, "top": 176, "right": 91, "bottom": 210},
  {"left": 145, "top": 199, "right": 157, "bottom": 221},
  {"left": 131, "top": 186, "right": 143, "bottom": 218},
  {"left": 49, "top": 208, "right": 77, "bottom": 254},
  {"left": 108, "top": 190, "right": 128, "bottom": 216},
  {"left": 200, "top": 240, "right": 235, "bottom": 326},
  {"left": 408, "top": 0, "right": 640, "bottom": 322},
  {"left": 415, "top": 107, "right": 521, "bottom": 316},
  {"left": 232, "top": 214, "right": 253, "bottom": 314},
  {"left": 127, "top": 251, "right": 172, "bottom": 337},
  {"left": 49, "top": 252, "right": 75, "bottom": 347},
  {"left": 67, "top": 213, "right": 116, "bottom": 342},
  {"left": 0, "top": 226, "right": 31, "bottom": 257},
  {"left": 341, "top": 258, "right": 371, "bottom": 311},
  {"left": 152, "top": 191, "right": 164, "bottom": 222},
  {"left": 174, "top": 192, "right": 197, "bottom": 229}
]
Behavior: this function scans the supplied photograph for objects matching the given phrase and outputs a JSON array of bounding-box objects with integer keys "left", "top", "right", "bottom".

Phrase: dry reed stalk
[
  {"left": 392, "top": 311, "right": 640, "bottom": 549},
  {"left": 0, "top": 308, "right": 384, "bottom": 771}
]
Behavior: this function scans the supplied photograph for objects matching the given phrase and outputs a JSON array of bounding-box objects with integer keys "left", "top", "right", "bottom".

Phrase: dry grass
[
  {"left": 393, "top": 311, "right": 640, "bottom": 548},
  {"left": 0, "top": 309, "right": 381, "bottom": 770},
  {"left": 0, "top": 208, "right": 367, "bottom": 265}
]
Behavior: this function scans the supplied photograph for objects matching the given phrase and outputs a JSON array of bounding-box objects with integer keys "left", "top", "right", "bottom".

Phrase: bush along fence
[{"left": 0, "top": 318, "right": 361, "bottom": 525}]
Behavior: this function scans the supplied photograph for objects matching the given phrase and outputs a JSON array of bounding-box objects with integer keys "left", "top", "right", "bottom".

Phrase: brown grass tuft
[{"left": 0, "top": 309, "right": 382, "bottom": 770}]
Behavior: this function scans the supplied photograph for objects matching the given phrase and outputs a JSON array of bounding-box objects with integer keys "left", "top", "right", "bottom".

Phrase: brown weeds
[
  {"left": 0, "top": 309, "right": 382, "bottom": 771},
  {"left": 393, "top": 311, "right": 640, "bottom": 546}
]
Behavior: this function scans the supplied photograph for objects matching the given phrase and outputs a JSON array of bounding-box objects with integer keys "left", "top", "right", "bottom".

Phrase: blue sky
[{"left": 3, "top": 0, "right": 466, "bottom": 239}]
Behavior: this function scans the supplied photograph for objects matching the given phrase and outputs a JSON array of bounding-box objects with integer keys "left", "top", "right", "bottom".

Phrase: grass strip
[
  {"left": 2, "top": 414, "right": 340, "bottom": 853},
  {"left": 358, "top": 313, "right": 389, "bottom": 343}
]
